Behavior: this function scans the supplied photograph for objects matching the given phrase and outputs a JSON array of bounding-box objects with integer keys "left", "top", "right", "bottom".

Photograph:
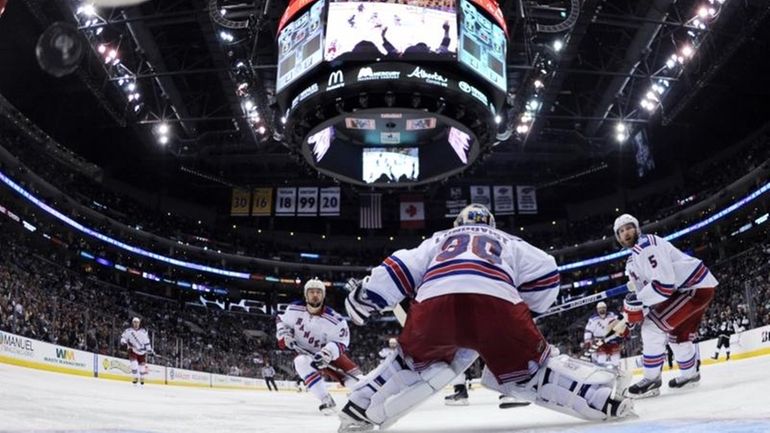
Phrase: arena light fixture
[
  {"left": 157, "top": 123, "right": 170, "bottom": 135},
  {"left": 553, "top": 39, "right": 564, "bottom": 52},
  {"left": 78, "top": 4, "right": 97, "bottom": 16},
  {"left": 158, "top": 136, "right": 169, "bottom": 145},
  {"left": 681, "top": 45, "right": 694, "bottom": 58}
]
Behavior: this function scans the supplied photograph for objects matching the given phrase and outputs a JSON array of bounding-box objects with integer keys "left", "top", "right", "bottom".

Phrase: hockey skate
[
  {"left": 444, "top": 385, "right": 469, "bottom": 406},
  {"left": 338, "top": 403, "right": 374, "bottom": 432},
  {"left": 320, "top": 395, "right": 337, "bottom": 415},
  {"left": 668, "top": 373, "right": 700, "bottom": 389},
  {"left": 498, "top": 394, "right": 531, "bottom": 409},
  {"left": 624, "top": 377, "right": 662, "bottom": 399},
  {"left": 132, "top": 378, "right": 138, "bottom": 386}
]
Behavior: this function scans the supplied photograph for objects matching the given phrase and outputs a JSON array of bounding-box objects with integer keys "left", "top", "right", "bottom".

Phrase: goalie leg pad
[
  {"left": 482, "top": 355, "right": 632, "bottom": 421},
  {"left": 344, "top": 348, "right": 477, "bottom": 429}
]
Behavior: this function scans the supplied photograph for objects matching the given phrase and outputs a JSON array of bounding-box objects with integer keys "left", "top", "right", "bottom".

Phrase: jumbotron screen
[
  {"left": 325, "top": 0, "right": 458, "bottom": 62},
  {"left": 458, "top": 0, "right": 506, "bottom": 91},
  {"left": 362, "top": 147, "right": 419, "bottom": 184},
  {"left": 276, "top": 0, "right": 326, "bottom": 93}
]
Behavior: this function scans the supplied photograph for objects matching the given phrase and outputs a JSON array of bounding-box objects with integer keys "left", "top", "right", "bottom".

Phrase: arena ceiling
[{"left": 0, "top": 0, "right": 768, "bottom": 203}]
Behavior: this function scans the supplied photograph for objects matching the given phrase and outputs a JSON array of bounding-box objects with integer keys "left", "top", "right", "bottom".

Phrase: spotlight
[
  {"left": 280, "top": 116, "right": 287, "bottom": 124},
  {"left": 95, "top": 27, "right": 103, "bottom": 36},
  {"left": 615, "top": 132, "right": 627, "bottom": 143},
  {"left": 219, "top": 31, "right": 234, "bottom": 42},
  {"left": 108, "top": 49, "right": 117, "bottom": 59},
  {"left": 681, "top": 45, "right": 694, "bottom": 57},
  {"left": 244, "top": 100, "right": 254, "bottom": 111},
  {"left": 533, "top": 79, "right": 544, "bottom": 89},
  {"left": 258, "top": 126, "right": 266, "bottom": 134},
  {"left": 79, "top": 4, "right": 96, "bottom": 16},
  {"left": 516, "top": 124, "right": 530, "bottom": 134},
  {"left": 97, "top": 44, "right": 107, "bottom": 54},
  {"left": 553, "top": 39, "right": 564, "bottom": 52},
  {"left": 133, "top": 104, "right": 141, "bottom": 112},
  {"left": 157, "top": 123, "right": 170, "bottom": 135},
  {"left": 159, "top": 136, "right": 169, "bottom": 145},
  {"left": 127, "top": 83, "right": 136, "bottom": 92},
  {"left": 615, "top": 122, "right": 627, "bottom": 133},
  {"left": 494, "top": 115, "right": 502, "bottom": 124},
  {"left": 698, "top": 7, "right": 709, "bottom": 18}
]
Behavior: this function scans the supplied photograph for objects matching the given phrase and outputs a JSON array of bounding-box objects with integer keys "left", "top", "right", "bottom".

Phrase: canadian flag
[{"left": 400, "top": 195, "right": 425, "bottom": 229}]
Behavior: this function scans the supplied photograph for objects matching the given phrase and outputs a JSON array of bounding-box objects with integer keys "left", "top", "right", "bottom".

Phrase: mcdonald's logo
[{"left": 327, "top": 70, "right": 345, "bottom": 91}]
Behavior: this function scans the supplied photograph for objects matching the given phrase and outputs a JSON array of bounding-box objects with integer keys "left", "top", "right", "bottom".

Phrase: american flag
[{"left": 359, "top": 193, "right": 382, "bottom": 229}]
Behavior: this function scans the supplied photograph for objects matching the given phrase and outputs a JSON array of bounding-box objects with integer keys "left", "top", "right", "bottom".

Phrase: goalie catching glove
[{"left": 344, "top": 277, "right": 380, "bottom": 326}]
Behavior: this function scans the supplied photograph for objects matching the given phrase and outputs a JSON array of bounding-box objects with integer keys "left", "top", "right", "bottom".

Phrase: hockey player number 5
[{"left": 436, "top": 234, "right": 502, "bottom": 264}]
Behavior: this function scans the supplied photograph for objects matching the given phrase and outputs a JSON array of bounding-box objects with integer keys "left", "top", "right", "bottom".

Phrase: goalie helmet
[
  {"left": 454, "top": 203, "right": 496, "bottom": 229},
  {"left": 613, "top": 213, "right": 640, "bottom": 244}
]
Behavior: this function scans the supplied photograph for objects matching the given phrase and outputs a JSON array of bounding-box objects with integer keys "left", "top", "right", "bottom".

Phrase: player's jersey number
[{"left": 436, "top": 234, "right": 502, "bottom": 265}]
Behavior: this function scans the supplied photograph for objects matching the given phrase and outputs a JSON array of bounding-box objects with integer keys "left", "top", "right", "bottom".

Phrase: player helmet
[
  {"left": 454, "top": 203, "right": 496, "bottom": 229},
  {"left": 304, "top": 278, "right": 326, "bottom": 297},
  {"left": 596, "top": 302, "right": 607, "bottom": 315},
  {"left": 613, "top": 213, "right": 640, "bottom": 244},
  {"left": 131, "top": 317, "right": 140, "bottom": 328},
  {"left": 388, "top": 338, "right": 398, "bottom": 348}
]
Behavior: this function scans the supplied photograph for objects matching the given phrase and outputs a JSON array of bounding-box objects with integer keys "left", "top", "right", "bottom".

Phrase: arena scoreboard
[{"left": 275, "top": 0, "right": 508, "bottom": 188}]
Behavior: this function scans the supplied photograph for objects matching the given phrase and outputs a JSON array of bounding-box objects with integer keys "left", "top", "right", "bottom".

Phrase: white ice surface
[{"left": 1, "top": 355, "right": 769, "bottom": 433}]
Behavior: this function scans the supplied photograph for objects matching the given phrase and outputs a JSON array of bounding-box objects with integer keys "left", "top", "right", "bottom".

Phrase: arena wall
[{"left": 2, "top": 325, "right": 769, "bottom": 389}]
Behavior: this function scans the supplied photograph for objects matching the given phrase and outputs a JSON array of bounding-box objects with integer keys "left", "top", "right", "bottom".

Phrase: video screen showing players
[
  {"left": 362, "top": 147, "right": 419, "bottom": 184},
  {"left": 448, "top": 127, "right": 471, "bottom": 164},
  {"left": 276, "top": 0, "right": 325, "bottom": 93},
  {"left": 458, "top": 0, "right": 506, "bottom": 91},
  {"left": 325, "top": 0, "right": 457, "bottom": 62},
  {"left": 308, "top": 126, "right": 334, "bottom": 162}
]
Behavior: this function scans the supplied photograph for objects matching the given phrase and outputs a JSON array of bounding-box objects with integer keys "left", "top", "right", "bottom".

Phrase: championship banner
[
  {"left": 445, "top": 186, "right": 467, "bottom": 218},
  {"left": 230, "top": 188, "right": 251, "bottom": 216},
  {"left": 297, "top": 187, "right": 319, "bottom": 216},
  {"left": 470, "top": 185, "right": 492, "bottom": 208},
  {"left": 516, "top": 185, "right": 538, "bottom": 214},
  {"left": 400, "top": 195, "right": 425, "bottom": 229},
  {"left": 319, "top": 187, "right": 341, "bottom": 216},
  {"left": 251, "top": 188, "right": 273, "bottom": 216},
  {"left": 493, "top": 185, "right": 514, "bottom": 215},
  {"left": 275, "top": 187, "right": 297, "bottom": 216}
]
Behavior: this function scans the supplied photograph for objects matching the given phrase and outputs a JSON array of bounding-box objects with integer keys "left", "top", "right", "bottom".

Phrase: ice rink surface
[{"left": 1, "top": 355, "right": 769, "bottom": 433}]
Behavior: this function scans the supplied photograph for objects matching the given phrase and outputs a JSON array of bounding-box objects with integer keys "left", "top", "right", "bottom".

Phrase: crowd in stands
[{"left": 2, "top": 207, "right": 768, "bottom": 382}]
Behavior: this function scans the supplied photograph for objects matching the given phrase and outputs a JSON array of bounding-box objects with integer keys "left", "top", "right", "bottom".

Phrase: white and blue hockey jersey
[
  {"left": 625, "top": 234, "right": 719, "bottom": 307},
  {"left": 275, "top": 302, "right": 351, "bottom": 359},
  {"left": 363, "top": 225, "right": 560, "bottom": 314}
]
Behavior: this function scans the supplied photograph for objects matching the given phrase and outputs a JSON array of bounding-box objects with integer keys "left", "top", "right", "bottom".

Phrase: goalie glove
[
  {"left": 623, "top": 293, "right": 645, "bottom": 324},
  {"left": 344, "top": 277, "right": 379, "bottom": 326},
  {"left": 312, "top": 347, "right": 334, "bottom": 369}
]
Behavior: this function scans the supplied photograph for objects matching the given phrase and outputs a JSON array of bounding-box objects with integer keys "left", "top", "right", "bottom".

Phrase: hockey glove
[
  {"left": 277, "top": 327, "right": 296, "bottom": 350},
  {"left": 311, "top": 347, "right": 334, "bottom": 369},
  {"left": 623, "top": 293, "right": 645, "bottom": 324},
  {"left": 344, "top": 277, "right": 379, "bottom": 326}
]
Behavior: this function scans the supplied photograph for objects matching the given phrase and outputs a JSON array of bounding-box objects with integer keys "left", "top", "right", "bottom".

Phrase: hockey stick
[
  {"left": 535, "top": 284, "right": 630, "bottom": 320},
  {"left": 294, "top": 346, "right": 360, "bottom": 382}
]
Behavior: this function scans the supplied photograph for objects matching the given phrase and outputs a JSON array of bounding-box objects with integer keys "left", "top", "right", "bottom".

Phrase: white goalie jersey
[
  {"left": 120, "top": 328, "right": 152, "bottom": 356},
  {"left": 276, "top": 302, "right": 351, "bottom": 360},
  {"left": 625, "top": 234, "right": 719, "bottom": 307},
  {"left": 362, "top": 225, "right": 560, "bottom": 314}
]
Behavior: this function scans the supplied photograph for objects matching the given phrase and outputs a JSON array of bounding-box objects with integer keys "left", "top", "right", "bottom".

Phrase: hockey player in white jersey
[
  {"left": 338, "top": 204, "right": 632, "bottom": 432},
  {"left": 276, "top": 278, "right": 361, "bottom": 415},
  {"left": 120, "top": 317, "right": 153, "bottom": 385},
  {"left": 615, "top": 214, "right": 718, "bottom": 398},
  {"left": 583, "top": 302, "right": 628, "bottom": 368}
]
